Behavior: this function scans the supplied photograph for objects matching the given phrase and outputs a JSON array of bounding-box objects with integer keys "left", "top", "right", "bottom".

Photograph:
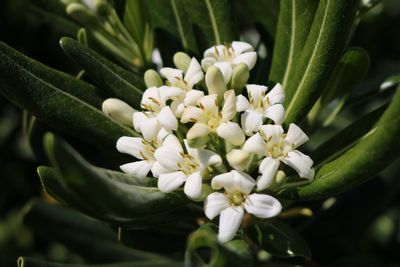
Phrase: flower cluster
[{"left": 104, "top": 41, "right": 315, "bottom": 243}]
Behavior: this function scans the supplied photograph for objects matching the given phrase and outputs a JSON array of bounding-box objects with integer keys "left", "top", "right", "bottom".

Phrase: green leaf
[
  {"left": 43, "top": 133, "right": 188, "bottom": 226},
  {"left": 320, "top": 47, "right": 370, "bottom": 105},
  {"left": 0, "top": 41, "right": 137, "bottom": 154},
  {"left": 60, "top": 37, "right": 146, "bottom": 107},
  {"left": 246, "top": 219, "right": 311, "bottom": 259},
  {"left": 283, "top": 0, "right": 360, "bottom": 125},
  {"left": 269, "top": 0, "right": 319, "bottom": 88},
  {"left": 185, "top": 223, "right": 251, "bottom": 267},
  {"left": 182, "top": 0, "right": 237, "bottom": 49},
  {"left": 278, "top": 88, "right": 400, "bottom": 200}
]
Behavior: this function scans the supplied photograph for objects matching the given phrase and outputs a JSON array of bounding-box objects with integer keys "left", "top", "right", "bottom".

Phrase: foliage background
[{"left": 0, "top": 0, "right": 400, "bottom": 266}]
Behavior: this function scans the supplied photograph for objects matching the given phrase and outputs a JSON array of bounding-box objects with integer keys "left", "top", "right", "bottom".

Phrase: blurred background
[{"left": 0, "top": 0, "right": 399, "bottom": 266}]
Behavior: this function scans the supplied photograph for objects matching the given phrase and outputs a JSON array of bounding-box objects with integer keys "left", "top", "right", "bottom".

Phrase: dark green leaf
[
  {"left": 246, "top": 219, "right": 311, "bottom": 259},
  {"left": 269, "top": 0, "right": 318, "bottom": 87},
  {"left": 60, "top": 37, "right": 146, "bottom": 107},
  {"left": 283, "top": 0, "right": 360, "bottom": 125},
  {"left": 278, "top": 88, "right": 400, "bottom": 200},
  {"left": 185, "top": 223, "right": 251, "bottom": 267},
  {"left": 43, "top": 133, "right": 188, "bottom": 226}
]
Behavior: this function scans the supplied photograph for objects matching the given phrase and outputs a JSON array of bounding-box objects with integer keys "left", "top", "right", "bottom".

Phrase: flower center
[
  {"left": 178, "top": 153, "right": 199, "bottom": 175},
  {"left": 249, "top": 93, "right": 270, "bottom": 112},
  {"left": 168, "top": 77, "right": 190, "bottom": 93},
  {"left": 266, "top": 136, "right": 293, "bottom": 159},
  {"left": 142, "top": 97, "right": 163, "bottom": 113},
  {"left": 228, "top": 192, "right": 246, "bottom": 206},
  {"left": 215, "top": 44, "right": 235, "bottom": 61},
  {"left": 140, "top": 139, "right": 159, "bottom": 161}
]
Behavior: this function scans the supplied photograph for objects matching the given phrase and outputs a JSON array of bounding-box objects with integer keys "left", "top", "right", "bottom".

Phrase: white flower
[
  {"left": 204, "top": 170, "right": 282, "bottom": 243},
  {"left": 242, "top": 124, "right": 315, "bottom": 190},
  {"left": 237, "top": 83, "right": 285, "bottom": 135},
  {"left": 116, "top": 126, "right": 174, "bottom": 178},
  {"left": 159, "top": 58, "right": 205, "bottom": 117},
  {"left": 181, "top": 90, "right": 245, "bottom": 146},
  {"left": 133, "top": 86, "right": 181, "bottom": 136},
  {"left": 154, "top": 140, "right": 222, "bottom": 200},
  {"left": 201, "top": 41, "right": 257, "bottom": 83}
]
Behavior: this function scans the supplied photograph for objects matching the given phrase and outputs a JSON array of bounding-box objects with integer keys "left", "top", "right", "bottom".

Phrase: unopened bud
[
  {"left": 205, "top": 66, "right": 227, "bottom": 102},
  {"left": 102, "top": 98, "right": 136, "bottom": 127},
  {"left": 144, "top": 69, "right": 163, "bottom": 88},
  {"left": 173, "top": 52, "right": 191, "bottom": 72},
  {"left": 231, "top": 63, "right": 250, "bottom": 94},
  {"left": 226, "top": 149, "right": 250, "bottom": 171},
  {"left": 275, "top": 170, "right": 286, "bottom": 184},
  {"left": 186, "top": 125, "right": 211, "bottom": 148}
]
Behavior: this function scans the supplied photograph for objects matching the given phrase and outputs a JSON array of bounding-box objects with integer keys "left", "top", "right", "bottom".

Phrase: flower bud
[
  {"left": 226, "top": 149, "right": 250, "bottom": 171},
  {"left": 205, "top": 66, "right": 227, "bottom": 102},
  {"left": 173, "top": 52, "right": 191, "bottom": 72},
  {"left": 102, "top": 98, "right": 136, "bottom": 127},
  {"left": 144, "top": 69, "right": 163, "bottom": 88},
  {"left": 231, "top": 63, "right": 250, "bottom": 94}
]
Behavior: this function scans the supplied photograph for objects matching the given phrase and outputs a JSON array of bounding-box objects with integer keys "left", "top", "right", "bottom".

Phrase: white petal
[
  {"left": 216, "top": 122, "right": 245, "bottom": 146},
  {"left": 284, "top": 123, "right": 309, "bottom": 148},
  {"left": 204, "top": 192, "right": 230, "bottom": 220},
  {"left": 162, "top": 134, "right": 183, "bottom": 152},
  {"left": 242, "top": 133, "right": 267, "bottom": 156},
  {"left": 212, "top": 170, "right": 255, "bottom": 194},
  {"left": 257, "top": 157, "right": 280, "bottom": 190},
  {"left": 231, "top": 41, "right": 254, "bottom": 55},
  {"left": 159, "top": 67, "right": 183, "bottom": 83},
  {"left": 159, "top": 85, "right": 183, "bottom": 101},
  {"left": 186, "top": 122, "right": 212, "bottom": 140},
  {"left": 196, "top": 149, "right": 222, "bottom": 169},
  {"left": 266, "top": 83, "right": 285, "bottom": 105},
  {"left": 183, "top": 90, "right": 204, "bottom": 107},
  {"left": 158, "top": 171, "right": 187, "bottom": 192},
  {"left": 218, "top": 206, "right": 244, "bottom": 243},
  {"left": 141, "top": 87, "right": 161, "bottom": 110},
  {"left": 244, "top": 193, "right": 282, "bottom": 218},
  {"left": 241, "top": 110, "right": 264, "bottom": 136},
  {"left": 154, "top": 146, "right": 182, "bottom": 171},
  {"left": 236, "top": 94, "right": 250, "bottom": 112},
  {"left": 259, "top": 124, "right": 284, "bottom": 145},
  {"left": 204, "top": 45, "right": 225, "bottom": 58},
  {"left": 170, "top": 100, "right": 185, "bottom": 118},
  {"left": 199, "top": 94, "right": 218, "bottom": 112},
  {"left": 265, "top": 104, "right": 285, "bottom": 125},
  {"left": 156, "top": 127, "right": 170, "bottom": 143},
  {"left": 246, "top": 84, "right": 267, "bottom": 104},
  {"left": 184, "top": 58, "right": 204, "bottom": 86},
  {"left": 116, "top": 137, "right": 144, "bottom": 159},
  {"left": 184, "top": 171, "right": 203, "bottom": 199},
  {"left": 133, "top": 111, "right": 147, "bottom": 133},
  {"left": 221, "top": 90, "right": 237, "bottom": 121},
  {"left": 120, "top": 160, "right": 153, "bottom": 178},
  {"left": 151, "top": 161, "right": 170, "bottom": 178},
  {"left": 140, "top": 117, "right": 160, "bottom": 141},
  {"left": 232, "top": 52, "right": 257, "bottom": 70},
  {"left": 214, "top": 62, "right": 233, "bottom": 84},
  {"left": 282, "top": 150, "right": 315, "bottom": 180},
  {"left": 201, "top": 57, "right": 217, "bottom": 72},
  {"left": 157, "top": 106, "right": 178, "bottom": 131},
  {"left": 181, "top": 106, "right": 205, "bottom": 123}
]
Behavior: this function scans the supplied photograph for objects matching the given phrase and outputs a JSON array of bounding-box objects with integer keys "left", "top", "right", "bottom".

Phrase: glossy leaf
[
  {"left": 43, "top": 133, "right": 188, "bottom": 225},
  {"left": 0, "top": 41, "right": 137, "bottom": 155},
  {"left": 283, "top": 0, "right": 360, "bottom": 125},
  {"left": 269, "top": 0, "right": 318, "bottom": 88},
  {"left": 185, "top": 223, "right": 251, "bottom": 267},
  {"left": 246, "top": 219, "right": 311, "bottom": 259},
  {"left": 279, "top": 88, "right": 400, "bottom": 200},
  {"left": 60, "top": 37, "right": 146, "bottom": 107}
]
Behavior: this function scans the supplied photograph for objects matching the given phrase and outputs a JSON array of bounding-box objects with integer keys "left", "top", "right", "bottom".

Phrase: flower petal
[
  {"left": 221, "top": 90, "right": 237, "bottom": 121},
  {"left": 162, "top": 134, "right": 183, "bottom": 152},
  {"left": 214, "top": 62, "right": 233, "bottom": 84},
  {"left": 133, "top": 111, "right": 147, "bottom": 133},
  {"left": 246, "top": 84, "right": 267, "bottom": 104},
  {"left": 211, "top": 170, "right": 255, "bottom": 194},
  {"left": 204, "top": 45, "right": 224, "bottom": 58},
  {"left": 265, "top": 104, "right": 285, "bottom": 125},
  {"left": 184, "top": 90, "right": 204, "bottom": 107},
  {"left": 199, "top": 94, "right": 218, "bottom": 112},
  {"left": 141, "top": 87, "right": 162, "bottom": 110},
  {"left": 186, "top": 122, "right": 212, "bottom": 141},
  {"left": 218, "top": 206, "right": 244, "bottom": 243},
  {"left": 204, "top": 192, "right": 230, "bottom": 220},
  {"left": 231, "top": 41, "right": 254, "bottom": 55},
  {"left": 120, "top": 160, "right": 153, "bottom": 178},
  {"left": 259, "top": 124, "right": 284, "bottom": 145},
  {"left": 159, "top": 67, "right": 183, "bottom": 84},
  {"left": 151, "top": 161, "right": 170, "bottom": 178},
  {"left": 232, "top": 52, "right": 257, "bottom": 70},
  {"left": 184, "top": 58, "right": 204, "bottom": 86},
  {"left": 116, "top": 137, "right": 144, "bottom": 159},
  {"left": 244, "top": 193, "right": 282, "bottom": 218},
  {"left": 181, "top": 106, "right": 206, "bottom": 124},
  {"left": 257, "top": 157, "right": 280, "bottom": 190},
  {"left": 236, "top": 94, "right": 250, "bottom": 112},
  {"left": 140, "top": 117, "right": 160, "bottom": 141},
  {"left": 159, "top": 85, "right": 183, "bottom": 101},
  {"left": 196, "top": 149, "right": 222, "bottom": 169},
  {"left": 154, "top": 146, "right": 182, "bottom": 171},
  {"left": 158, "top": 171, "right": 187, "bottom": 192},
  {"left": 157, "top": 106, "right": 178, "bottom": 131},
  {"left": 266, "top": 83, "right": 285, "bottom": 105},
  {"left": 201, "top": 57, "right": 217, "bottom": 72},
  {"left": 216, "top": 122, "right": 245, "bottom": 146},
  {"left": 170, "top": 100, "right": 185, "bottom": 118},
  {"left": 284, "top": 123, "right": 309, "bottom": 148},
  {"left": 241, "top": 110, "right": 264, "bottom": 136},
  {"left": 184, "top": 171, "right": 203, "bottom": 199},
  {"left": 282, "top": 150, "right": 315, "bottom": 180},
  {"left": 242, "top": 133, "right": 267, "bottom": 156}
]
